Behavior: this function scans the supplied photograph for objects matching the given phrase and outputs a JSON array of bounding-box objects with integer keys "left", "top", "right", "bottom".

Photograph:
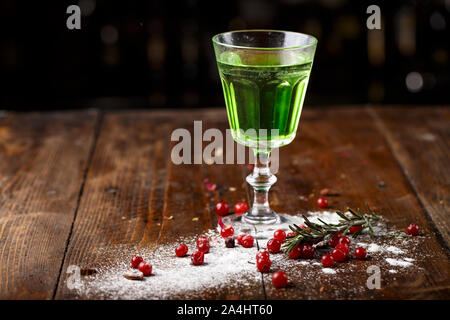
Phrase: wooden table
[{"left": 0, "top": 106, "right": 448, "bottom": 300}]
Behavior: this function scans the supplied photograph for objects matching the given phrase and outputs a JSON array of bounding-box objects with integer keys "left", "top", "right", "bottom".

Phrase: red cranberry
[
  {"left": 138, "top": 262, "right": 152, "bottom": 276},
  {"left": 317, "top": 197, "right": 328, "bottom": 208},
  {"left": 267, "top": 238, "right": 282, "bottom": 254},
  {"left": 236, "top": 234, "right": 246, "bottom": 245},
  {"left": 234, "top": 202, "right": 248, "bottom": 214},
  {"left": 175, "top": 244, "right": 188, "bottom": 257},
  {"left": 288, "top": 245, "right": 302, "bottom": 259},
  {"left": 220, "top": 226, "right": 234, "bottom": 238},
  {"left": 191, "top": 251, "right": 205, "bottom": 265},
  {"left": 354, "top": 247, "right": 367, "bottom": 259},
  {"left": 286, "top": 232, "right": 297, "bottom": 238},
  {"left": 300, "top": 243, "right": 314, "bottom": 259},
  {"left": 299, "top": 225, "right": 311, "bottom": 234},
  {"left": 256, "top": 250, "right": 270, "bottom": 261},
  {"left": 274, "top": 229, "right": 286, "bottom": 242},
  {"left": 215, "top": 201, "right": 229, "bottom": 216},
  {"left": 321, "top": 254, "right": 335, "bottom": 267},
  {"left": 349, "top": 225, "right": 362, "bottom": 234},
  {"left": 241, "top": 235, "right": 254, "bottom": 248},
  {"left": 197, "top": 241, "right": 210, "bottom": 253},
  {"left": 329, "top": 232, "right": 342, "bottom": 247},
  {"left": 406, "top": 223, "right": 419, "bottom": 236},
  {"left": 256, "top": 257, "right": 271, "bottom": 272},
  {"left": 332, "top": 248, "right": 347, "bottom": 262},
  {"left": 338, "top": 235, "right": 351, "bottom": 246},
  {"left": 335, "top": 243, "right": 349, "bottom": 257},
  {"left": 272, "top": 271, "right": 288, "bottom": 288},
  {"left": 196, "top": 236, "right": 209, "bottom": 247},
  {"left": 131, "top": 255, "right": 143, "bottom": 268}
]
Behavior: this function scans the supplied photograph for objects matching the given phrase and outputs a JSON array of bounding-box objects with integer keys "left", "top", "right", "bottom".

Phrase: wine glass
[{"left": 213, "top": 30, "right": 317, "bottom": 225}]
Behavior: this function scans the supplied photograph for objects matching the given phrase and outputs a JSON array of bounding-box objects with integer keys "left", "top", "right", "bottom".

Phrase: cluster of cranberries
[
  {"left": 256, "top": 250, "right": 271, "bottom": 272},
  {"left": 174, "top": 231, "right": 256, "bottom": 266},
  {"left": 174, "top": 236, "right": 210, "bottom": 265},
  {"left": 214, "top": 201, "right": 248, "bottom": 216},
  {"left": 320, "top": 232, "right": 367, "bottom": 267},
  {"left": 236, "top": 234, "right": 254, "bottom": 248},
  {"left": 256, "top": 229, "right": 292, "bottom": 288},
  {"left": 255, "top": 249, "right": 288, "bottom": 288},
  {"left": 130, "top": 255, "right": 152, "bottom": 276}
]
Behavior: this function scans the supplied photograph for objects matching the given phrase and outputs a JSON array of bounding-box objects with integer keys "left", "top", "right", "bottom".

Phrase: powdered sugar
[
  {"left": 322, "top": 268, "right": 337, "bottom": 274},
  {"left": 385, "top": 258, "right": 413, "bottom": 267},
  {"left": 68, "top": 211, "right": 422, "bottom": 299},
  {"left": 389, "top": 269, "right": 398, "bottom": 273},
  {"left": 386, "top": 246, "right": 405, "bottom": 255},
  {"left": 356, "top": 242, "right": 405, "bottom": 255},
  {"left": 68, "top": 230, "right": 260, "bottom": 299}
]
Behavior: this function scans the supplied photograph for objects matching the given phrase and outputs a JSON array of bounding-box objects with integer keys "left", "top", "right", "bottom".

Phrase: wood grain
[
  {"left": 368, "top": 107, "right": 450, "bottom": 247},
  {"left": 0, "top": 111, "right": 98, "bottom": 299},
  {"left": 54, "top": 111, "right": 264, "bottom": 299},
  {"left": 1, "top": 107, "right": 448, "bottom": 300},
  {"left": 263, "top": 108, "right": 450, "bottom": 299}
]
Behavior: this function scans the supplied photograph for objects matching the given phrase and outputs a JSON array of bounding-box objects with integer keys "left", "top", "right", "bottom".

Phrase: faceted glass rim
[{"left": 212, "top": 29, "right": 318, "bottom": 51}]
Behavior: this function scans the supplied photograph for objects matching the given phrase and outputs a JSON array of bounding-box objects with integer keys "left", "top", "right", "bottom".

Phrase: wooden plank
[
  {"left": 55, "top": 110, "right": 264, "bottom": 299},
  {"left": 0, "top": 111, "right": 98, "bottom": 299},
  {"left": 263, "top": 108, "right": 450, "bottom": 299},
  {"left": 368, "top": 107, "right": 450, "bottom": 247}
]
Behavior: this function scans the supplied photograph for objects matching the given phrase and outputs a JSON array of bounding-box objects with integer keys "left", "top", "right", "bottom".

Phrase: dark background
[{"left": 1, "top": 0, "right": 449, "bottom": 110}]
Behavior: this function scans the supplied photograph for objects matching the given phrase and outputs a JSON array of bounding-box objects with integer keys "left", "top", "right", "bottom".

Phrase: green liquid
[{"left": 218, "top": 60, "right": 312, "bottom": 149}]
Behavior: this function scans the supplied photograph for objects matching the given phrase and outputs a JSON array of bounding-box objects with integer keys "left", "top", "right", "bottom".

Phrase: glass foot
[{"left": 242, "top": 211, "right": 280, "bottom": 225}]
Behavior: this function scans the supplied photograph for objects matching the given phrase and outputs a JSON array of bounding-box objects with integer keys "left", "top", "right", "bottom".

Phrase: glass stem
[{"left": 244, "top": 150, "right": 279, "bottom": 224}]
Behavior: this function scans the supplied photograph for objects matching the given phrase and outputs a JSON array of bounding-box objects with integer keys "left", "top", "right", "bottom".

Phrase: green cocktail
[
  {"left": 218, "top": 58, "right": 312, "bottom": 149},
  {"left": 213, "top": 30, "right": 317, "bottom": 224}
]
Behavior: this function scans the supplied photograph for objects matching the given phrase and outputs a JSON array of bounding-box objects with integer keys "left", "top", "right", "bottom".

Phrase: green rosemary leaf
[
  {"left": 368, "top": 223, "right": 375, "bottom": 239},
  {"left": 317, "top": 218, "right": 331, "bottom": 226},
  {"left": 336, "top": 211, "right": 350, "bottom": 221},
  {"left": 302, "top": 215, "right": 318, "bottom": 230},
  {"left": 284, "top": 207, "right": 381, "bottom": 253},
  {"left": 347, "top": 208, "right": 361, "bottom": 218}
]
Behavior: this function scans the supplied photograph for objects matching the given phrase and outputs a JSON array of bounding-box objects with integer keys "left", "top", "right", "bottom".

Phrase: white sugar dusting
[
  {"left": 385, "top": 258, "right": 413, "bottom": 267},
  {"left": 69, "top": 230, "right": 259, "bottom": 299},
  {"left": 389, "top": 269, "right": 398, "bottom": 273},
  {"left": 69, "top": 211, "right": 423, "bottom": 299},
  {"left": 322, "top": 268, "right": 337, "bottom": 274},
  {"left": 386, "top": 246, "right": 405, "bottom": 254},
  {"left": 366, "top": 243, "right": 383, "bottom": 253},
  {"left": 356, "top": 242, "right": 405, "bottom": 255}
]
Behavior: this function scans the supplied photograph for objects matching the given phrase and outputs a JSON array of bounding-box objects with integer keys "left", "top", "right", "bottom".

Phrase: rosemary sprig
[{"left": 283, "top": 207, "right": 381, "bottom": 253}]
